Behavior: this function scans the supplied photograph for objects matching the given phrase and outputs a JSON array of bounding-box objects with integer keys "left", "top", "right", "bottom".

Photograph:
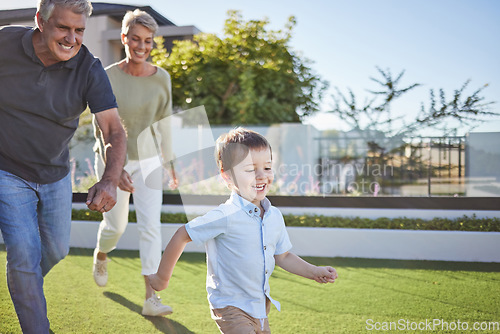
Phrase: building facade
[{"left": 0, "top": 2, "right": 200, "bottom": 67}]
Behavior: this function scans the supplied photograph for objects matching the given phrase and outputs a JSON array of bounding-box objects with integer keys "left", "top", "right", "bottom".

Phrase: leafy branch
[{"left": 329, "top": 67, "right": 497, "bottom": 140}]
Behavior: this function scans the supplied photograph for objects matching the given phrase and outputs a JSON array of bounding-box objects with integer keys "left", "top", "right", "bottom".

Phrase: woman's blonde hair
[{"left": 122, "top": 9, "right": 158, "bottom": 36}]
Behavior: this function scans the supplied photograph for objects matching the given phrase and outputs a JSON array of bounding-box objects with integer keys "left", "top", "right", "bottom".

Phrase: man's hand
[{"left": 86, "top": 179, "right": 118, "bottom": 212}]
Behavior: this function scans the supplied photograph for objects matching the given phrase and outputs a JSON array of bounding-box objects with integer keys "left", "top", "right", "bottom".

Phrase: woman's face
[{"left": 121, "top": 24, "right": 154, "bottom": 64}]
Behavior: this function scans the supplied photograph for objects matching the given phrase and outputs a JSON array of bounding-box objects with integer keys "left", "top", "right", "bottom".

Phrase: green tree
[
  {"left": 152, "top": 10, "right": 327, "bottom": 125},
  {"left": 326, "top": 67, "right": 498, "bottom": 193}
]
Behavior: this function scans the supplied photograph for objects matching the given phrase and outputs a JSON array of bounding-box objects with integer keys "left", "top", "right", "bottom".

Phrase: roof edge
[{"left": 0, "top": 2, "right": 176, "bottom": 27}]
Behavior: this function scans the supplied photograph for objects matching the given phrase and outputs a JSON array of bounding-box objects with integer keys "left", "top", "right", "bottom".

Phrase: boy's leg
[{"left": 212, "top": 306, "right": 271, "bottom": 334}]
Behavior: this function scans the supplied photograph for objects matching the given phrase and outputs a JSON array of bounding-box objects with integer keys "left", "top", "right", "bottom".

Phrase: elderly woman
[{"left": 92, "top": 9, "right": 177, "bottom": 317}]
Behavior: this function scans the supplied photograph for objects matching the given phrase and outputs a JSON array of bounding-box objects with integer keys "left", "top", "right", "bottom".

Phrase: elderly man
[{"left": 0, "top": 0, "right": 126, "bottom": 332}]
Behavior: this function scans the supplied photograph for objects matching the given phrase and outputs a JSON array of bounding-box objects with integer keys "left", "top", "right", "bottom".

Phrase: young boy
[{"left": 148, "top": 127, "right": 337, "bottom": 333}]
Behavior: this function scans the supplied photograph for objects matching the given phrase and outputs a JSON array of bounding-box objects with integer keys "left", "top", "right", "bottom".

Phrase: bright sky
[{"left": 4, "top": 0, "right": 500, "bottom": 134}]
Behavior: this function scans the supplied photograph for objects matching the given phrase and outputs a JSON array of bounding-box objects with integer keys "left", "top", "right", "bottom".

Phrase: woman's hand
[{"left": 118, "top": 170, "right": 135, "bottom": 193}]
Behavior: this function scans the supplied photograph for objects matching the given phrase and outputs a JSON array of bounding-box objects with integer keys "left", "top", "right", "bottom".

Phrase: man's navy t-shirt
[{"left": 0, "top": 26, "right": 118, "bottom": 184}]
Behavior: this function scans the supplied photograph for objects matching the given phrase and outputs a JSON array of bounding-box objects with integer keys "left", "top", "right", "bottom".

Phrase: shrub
[
  {"left": 71, "top": 210, "right": 499, "bottom": 232},
  {"left": 282, "top": 214, "right": 500, "bottom": 231}
]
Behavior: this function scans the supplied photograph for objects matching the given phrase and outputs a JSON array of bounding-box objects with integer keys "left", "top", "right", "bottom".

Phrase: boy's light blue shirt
[{"left": 185, "top": 192, "right": 292, "bottom": 319}]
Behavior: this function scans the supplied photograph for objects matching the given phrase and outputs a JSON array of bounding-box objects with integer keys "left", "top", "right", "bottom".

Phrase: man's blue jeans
[{"left": 0, "top": 169, "right": 72, "bottom": 334}]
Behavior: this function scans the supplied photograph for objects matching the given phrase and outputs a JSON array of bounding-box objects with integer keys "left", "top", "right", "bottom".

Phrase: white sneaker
[
  {"left": 93, "top": 248, "right": 110, "bottom": 287},
  {"left": 142, "top": 294, "right": 173, "bottom": 316}
]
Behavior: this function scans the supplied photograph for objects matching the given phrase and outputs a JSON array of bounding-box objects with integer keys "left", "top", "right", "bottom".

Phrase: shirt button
[
  {"left": 254, "top": 208, "right": 258, "bottom": 212},
  {"left": 249, "top": 210, "right": 252, "bottom": 214},
  {"left": 264, "top": 246, "right": 267, "bottom": 250},
  {"left": 266, "top": 270, "right": 269, "bottom": 274}
]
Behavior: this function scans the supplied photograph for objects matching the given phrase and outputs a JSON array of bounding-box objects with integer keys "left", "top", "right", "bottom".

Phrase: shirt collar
[
  {"left": 228, "top": 192, "right": 271, "bottom": 217},
  {"left": 22, "top": 27, "right": 80, "bottom": 69}
]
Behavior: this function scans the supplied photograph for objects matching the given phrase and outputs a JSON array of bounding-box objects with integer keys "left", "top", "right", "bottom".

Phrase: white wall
[{"left": 3, "top": 221, "right": 496, "bottom": 263}]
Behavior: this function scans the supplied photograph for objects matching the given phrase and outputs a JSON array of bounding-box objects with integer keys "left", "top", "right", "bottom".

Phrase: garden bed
[{"left": 71, "top": 209, "right": 500, "bottom": 232}]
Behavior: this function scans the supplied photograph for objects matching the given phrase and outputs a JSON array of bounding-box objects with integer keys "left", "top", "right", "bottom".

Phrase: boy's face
[{"left": 224, "top": 147, "right": 274, "bottom": 207}]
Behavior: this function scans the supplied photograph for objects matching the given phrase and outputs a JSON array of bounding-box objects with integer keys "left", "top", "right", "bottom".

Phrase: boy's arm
[
  {"left": 148, "top": 225, "right": 192, "bottom": 291},
  {"left": 274, "top": 251, "right": 338, "bottom": 284}
]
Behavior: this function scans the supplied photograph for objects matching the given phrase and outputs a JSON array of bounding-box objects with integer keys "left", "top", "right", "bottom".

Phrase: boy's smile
[{"left": 225, "top": 147, "right": 274, "bottom": 208}]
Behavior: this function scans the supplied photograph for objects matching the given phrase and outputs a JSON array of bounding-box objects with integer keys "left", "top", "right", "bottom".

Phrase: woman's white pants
[{"left": 95, "top": 157, "right": 162, "bottom": 275}]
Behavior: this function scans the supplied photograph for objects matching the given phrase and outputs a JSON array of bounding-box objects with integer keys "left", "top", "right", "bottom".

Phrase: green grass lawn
[{"left": 1, "top": 248, "right": 499, "bottom": 333}]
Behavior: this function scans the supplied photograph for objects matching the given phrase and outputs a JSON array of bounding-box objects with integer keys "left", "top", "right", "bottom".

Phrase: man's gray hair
[
  {"left": 121, "top": 9, "right": 158, "bottom": 36},
  {"left": 37, "top": 0, "right": 92, "bottom": 25}
]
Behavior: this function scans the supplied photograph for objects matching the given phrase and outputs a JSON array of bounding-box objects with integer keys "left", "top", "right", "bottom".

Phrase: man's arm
[
  {"left": 148, "top": 225, "right": 192, "bottom": 291},
  {"left": 86, "top": 108, "right": 126, "bottom": 212},
  {"left": 275, "top": 251, "right": 338, "bottom": 284}
]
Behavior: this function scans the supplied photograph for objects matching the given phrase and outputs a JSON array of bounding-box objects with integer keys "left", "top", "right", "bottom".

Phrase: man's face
[{"left": 37, "top": 6, "right": 87, "bottom": 65}]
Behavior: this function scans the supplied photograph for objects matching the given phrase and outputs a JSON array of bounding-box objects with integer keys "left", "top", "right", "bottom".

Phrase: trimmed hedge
[
  {"left": 72, "top": 209, "right": 500, "bottom": 232},
  {"left": 71, "top": 210, "right": 189, "bottom": 225},
  {"left": 283, "top": 214, "right": 500, "bottom": 232}
]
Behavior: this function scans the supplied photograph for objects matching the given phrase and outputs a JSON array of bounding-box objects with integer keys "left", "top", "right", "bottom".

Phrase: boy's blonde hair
[
  {"left": 122, "top": 9, "right": 158, "bottom": 36},
  {"left": 215, "top": 127, "right": 272, "bottom": 172}
]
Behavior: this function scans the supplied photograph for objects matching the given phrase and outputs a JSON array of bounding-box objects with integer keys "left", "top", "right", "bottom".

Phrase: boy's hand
[
  {"left": 147, "top": 273, "right": 169, "bottom": 291},
  {"left": 313, "top": 266, "right": 338, "bottom": 284}
]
